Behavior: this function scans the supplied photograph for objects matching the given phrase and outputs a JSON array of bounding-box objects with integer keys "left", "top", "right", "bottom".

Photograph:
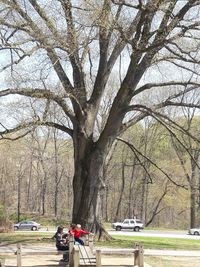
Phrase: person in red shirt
[{"left": 71, "top": 224, "right": 90, "bottom": 245}]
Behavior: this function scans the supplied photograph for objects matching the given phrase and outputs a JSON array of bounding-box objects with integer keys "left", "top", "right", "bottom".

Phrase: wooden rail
[
  {"left": 0, "top": 258, "right": 5, "bottom": 267},
  {"left": 71, "top": 241, "right": 144, "bottom": 267},
  {"left": 14, "top": 234, "right": 94, "bottom": 267},
  {"left": 14, "top": 234, "right": 144, "bottom": 267},
  {"left": 16, "top": 243, "right": 69, "bottom": 267}
]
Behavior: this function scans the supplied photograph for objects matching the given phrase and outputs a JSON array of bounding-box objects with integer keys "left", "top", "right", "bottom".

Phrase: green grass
[
  {"left": 1, "top": 232, "right": 200, "bottom": 251},
  {"left": 96, "top": 235, "right": 200, "bottom": 251},
  {"left": 0, "top": 232, "right": 54, "bottom": 245}
]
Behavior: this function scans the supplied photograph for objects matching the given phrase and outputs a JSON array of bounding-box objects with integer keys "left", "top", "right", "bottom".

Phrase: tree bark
[{"left": 72, "top": 132, "right": 104, "bottom": 231}]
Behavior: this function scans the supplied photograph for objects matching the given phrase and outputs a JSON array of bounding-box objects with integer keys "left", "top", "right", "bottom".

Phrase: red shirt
[
  {"left": 72, "top": 229, "right": 89, "bottom": 238},
  {"left": 68, "top": 227, "right": 74, "bottom": 235}
]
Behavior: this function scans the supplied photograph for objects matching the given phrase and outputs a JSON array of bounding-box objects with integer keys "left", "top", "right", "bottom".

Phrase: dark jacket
[{"left": 54, "top": 233, "right": 69, "bottom": 250}]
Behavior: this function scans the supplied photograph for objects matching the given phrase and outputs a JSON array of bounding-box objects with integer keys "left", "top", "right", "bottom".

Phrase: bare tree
[
  {"left": 170, "top": 105, "right": 200, "bottom": 228},
  {"left": 114, "top": 148, "right": 127, "bottom": 221},
  {"left": 0, "top": 0, "right": 200, "bottom": 234}
]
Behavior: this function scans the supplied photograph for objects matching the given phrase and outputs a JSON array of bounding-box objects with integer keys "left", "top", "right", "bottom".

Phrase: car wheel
[
  {"left": 14, "top": 226, "right": 19, "bottom": 231},
  {"left": 32, "top": 226, "right": 37, "bottom": 231},
  {"left": 134, "top": 226, "right": 140, "bottom": 232},
  {"left": 194, "top": 231, "right": 199, "bottom": 235},
  {"left": 116, "top": 226, "right": 121, "bottom": 231}
]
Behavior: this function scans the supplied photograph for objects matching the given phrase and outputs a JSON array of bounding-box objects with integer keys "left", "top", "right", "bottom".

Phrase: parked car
[
  {"left": 112, "top": 218, "right": 144, "bottom": 231},
  {"left": 14, "top": 220, "right": 41, "bottom": 231},
  {"left": 188, "top": 227, "right": 200, "bottom": 235}
]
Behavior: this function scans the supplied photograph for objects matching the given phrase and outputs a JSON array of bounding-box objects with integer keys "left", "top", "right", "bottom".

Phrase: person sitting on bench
[{"left": 53, "top": 226, "right": 69, "bottom": 262}]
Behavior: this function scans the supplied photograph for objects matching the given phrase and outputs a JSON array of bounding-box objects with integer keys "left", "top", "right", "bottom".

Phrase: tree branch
[
  {"left": 134, "top": 82, "right": 200, "bottom": 97},
  {"left": 117, "top": 137, "right": 188, "bottom": 189},
  {"left": 1, "top": 0, "right": 75, "bottom": 98},
  {"left": 0, "top": 88, "right": 75, "bottom": 121},
  {"left": 0, "top": 119, "right": 73, "bottom": 138},
  {"left": 59, "top": 0, "right": 86, "bottom": 107}
]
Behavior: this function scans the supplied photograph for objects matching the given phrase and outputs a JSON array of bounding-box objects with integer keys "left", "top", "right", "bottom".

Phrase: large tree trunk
[
  {"left": 72, "top": 135, "right": 105, "bottom": 231},
  {"left": 71, "top": 122, "right": 115, "bottom": 240},
  {"left": 71, "top": 81, "right": 136, "bottom": 234}
]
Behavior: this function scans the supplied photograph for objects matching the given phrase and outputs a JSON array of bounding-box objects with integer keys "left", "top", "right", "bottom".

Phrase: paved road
[{"left": 108, "top": 229, "right": 200, "bottom": 240}]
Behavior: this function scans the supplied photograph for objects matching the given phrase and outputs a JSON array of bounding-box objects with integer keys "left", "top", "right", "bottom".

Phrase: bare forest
[
  {"left": 1, "top": 115, "right": 200, "bottom": 229},
  {"left": 0, "top": 0, "right": 200, "bottom": 232}
]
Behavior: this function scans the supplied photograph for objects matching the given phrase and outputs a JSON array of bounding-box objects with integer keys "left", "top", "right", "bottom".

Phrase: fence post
[
  {"left": 138, "top": 245, "right": 144, "bottom": 267},
  {"left": 96, "top": 250, "right": 101, "bottom": 267},
  {"left": 133, "top": 243, "right": 139, "bottom": 266},
  {"left": 69, "top": 234, "right": 74, "bottom": 267},
  {"left": 85, "top": 234, "right": 89, "bottom": 246},
  {"left": 89, "top": 233, "right": 94, "bottom": 251},
  {"left": 0, "top": 258, "right": 5, "bottom": 267},
  {"left": 17, "top": 243, "right": 22, "bottom": 267},
  {"left": 73, "top": 247, "right": 80, "bottom": 267}
]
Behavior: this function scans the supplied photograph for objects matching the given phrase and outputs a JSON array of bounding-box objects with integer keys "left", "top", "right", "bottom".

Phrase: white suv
[{"left": 112, "top": 219, "right": 144, "bottom": 231}]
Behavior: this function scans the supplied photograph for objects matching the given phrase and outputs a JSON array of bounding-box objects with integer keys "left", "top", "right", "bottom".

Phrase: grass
[
  {"left": 0, "top": 232, "right": 54, "bottom": 246},
  {"left": 145, "top": 256, "right": 200, "bottom": 267},
  {"left": 1, "top": 231, "right": 200, "bottom": 251},
  {"left": 96, "top": 235, "right": 200, "bottom": 251}
]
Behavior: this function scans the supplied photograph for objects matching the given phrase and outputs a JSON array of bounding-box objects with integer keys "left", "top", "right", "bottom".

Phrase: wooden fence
[{"left": 13, "top": 234, "right": 144, "bottom": 267}]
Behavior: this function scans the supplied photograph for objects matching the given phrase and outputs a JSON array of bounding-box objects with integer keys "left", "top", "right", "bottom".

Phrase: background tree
[
  {"left": 170, "top": 105, "right": 200, "bottom": 228},
  {"left": 0, "top": 0, "right": 200, "bottom": 233}
]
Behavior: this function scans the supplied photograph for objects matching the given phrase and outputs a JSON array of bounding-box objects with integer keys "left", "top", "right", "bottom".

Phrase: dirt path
[{"left": 4, "top": 254, "right": 152, "bottom": 267}]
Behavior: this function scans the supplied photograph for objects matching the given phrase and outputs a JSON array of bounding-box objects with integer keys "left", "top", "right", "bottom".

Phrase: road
[{"left": 108, "top": 229, "right": 200, "bottom": 240}]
